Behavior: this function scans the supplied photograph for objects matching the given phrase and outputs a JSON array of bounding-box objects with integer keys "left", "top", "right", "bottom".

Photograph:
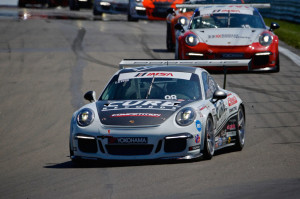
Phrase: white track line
[{"left": 279, "top": 46, "right": 300, "bottom": 67}]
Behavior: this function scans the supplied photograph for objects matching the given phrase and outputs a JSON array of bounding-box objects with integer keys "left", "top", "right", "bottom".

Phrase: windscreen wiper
[{"left": 146, "top": 74, "right": 156, "bottom": 99}]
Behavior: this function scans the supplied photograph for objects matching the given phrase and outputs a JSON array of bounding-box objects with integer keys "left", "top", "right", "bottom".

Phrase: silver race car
[{"left": 69, "top": 60, "right": 246, "bottom": 164}]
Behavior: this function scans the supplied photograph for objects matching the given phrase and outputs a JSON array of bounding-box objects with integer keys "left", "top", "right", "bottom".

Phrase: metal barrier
[{"left": 250, "top": 0, "right": 300, "bottom": 23}]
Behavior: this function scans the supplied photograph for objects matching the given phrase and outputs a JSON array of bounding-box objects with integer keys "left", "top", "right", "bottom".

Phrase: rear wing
[
  {"left": 119, "top": 59, "right": 251, "bottom": 69},
  {"left": 176, "top": 3, "right": 271, "bottom": 9},
  {"left": 119, "top": 59, "right": 251, "bottom": 89}
]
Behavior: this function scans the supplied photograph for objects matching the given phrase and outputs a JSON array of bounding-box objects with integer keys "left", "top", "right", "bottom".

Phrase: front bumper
[
  {"left": 70, "top": 131, "right": 202, "bottom": 160},
  {"left": 180, "top": 42, "right": 279, "bottom": 71}
]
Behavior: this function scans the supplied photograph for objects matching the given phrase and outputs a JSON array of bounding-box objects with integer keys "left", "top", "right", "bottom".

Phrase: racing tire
[
  {"left": 233, "top": 105, "right": 246, "bottom": 151},
  {"left": 202, "top": 116, "right": 215, "bottom": 160},
  {"left": 274, "top": 56, "right": 280, "bottom": 73},
  {"left": 166, "top": 23, "right": 174, "bottom": 52},
  {"left": 127, "top": 14, "right": 138, "bottom": 22},
  {"left": 93, "top": 7, "right": 103, "bottom": 16}
]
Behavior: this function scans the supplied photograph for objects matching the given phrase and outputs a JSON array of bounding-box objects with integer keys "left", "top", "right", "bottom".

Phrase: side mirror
[
  {"left": 84, "top": 91, "right": 96, "bottom": 102},
  {"left": 212, "top": 90, "right": 227, "bottom": 103},
  {"left": 270, "top": 22, "right": 280, "bottom": 31},
  {"left": 167, "top": 8, "right": 175, "bottom": 15},
  {"left": 174, "top": 23, "right": 184, "bottom": 32}
]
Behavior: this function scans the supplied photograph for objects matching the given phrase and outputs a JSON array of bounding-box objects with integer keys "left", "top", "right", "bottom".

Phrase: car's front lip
[
  {"left": 181, "top": 42, "right": 278, "bottom": 70},
  {"left": 71, "top": 130, "right": 201, "bottom": 160}
]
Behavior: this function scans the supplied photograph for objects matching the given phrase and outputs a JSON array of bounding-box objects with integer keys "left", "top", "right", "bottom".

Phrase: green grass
[{"left": 263, "top": 18, "right": 300, "bottom": 49}]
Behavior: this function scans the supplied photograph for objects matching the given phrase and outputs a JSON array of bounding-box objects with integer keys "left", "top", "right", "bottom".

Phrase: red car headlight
[
  {"left": 185, "top": 34, "right": 199, "bottom": 46},
  {"left": 259, "top": 33, "right": 273, "bottom": 46}
]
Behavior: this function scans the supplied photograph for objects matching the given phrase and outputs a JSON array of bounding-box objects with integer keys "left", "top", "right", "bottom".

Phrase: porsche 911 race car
[
  {"left": 93, "top": 0, "right": 128, "bottom": 16},
  {"left": 69, "top": 60, "right": 246, "bottom": 163},
  {"left": 128, "top": 0, "right": 185, "bottom": 21},
  {"left": 166, "top": 0, "right": 245, "bottom": 51},
  {"left": 175, "top": 4, "right": 280, "bottom": 72}
]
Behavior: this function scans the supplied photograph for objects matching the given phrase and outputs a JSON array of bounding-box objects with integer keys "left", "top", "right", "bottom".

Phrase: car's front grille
[
  {"left": 78, "top": 138, "right": 98, "bottom": 153},
  {"left": 253, "top": 55, "right": 269, "bottom": 65},
  {"left": 105, "top": 145, "right": 154, "bottom": 155},
  {"left": 137, "top": 10, "right": 146, "bottom": 16},
  {"left": 115, "top": 7, "right": 127, "bottom": 12},
  {"left": 164, "top": 138, "right": 186, "bottom": 153}
]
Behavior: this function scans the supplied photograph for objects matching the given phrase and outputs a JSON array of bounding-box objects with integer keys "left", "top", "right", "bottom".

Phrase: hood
[
  {"left": 96, "top": 100, "right": 194, "bottom": 126},
  {"left": 192, "top": 28, "right": 263, "bottom": 46}
]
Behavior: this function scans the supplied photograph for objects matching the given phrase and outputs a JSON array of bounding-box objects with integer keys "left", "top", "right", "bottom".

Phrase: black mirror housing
[
  {"left": 270, "top": 22, "right": 280, "bottom": 31},
  {"left": 167, "top": 8, "right": 175, "bottom": 15},
  {"left": 212, "top": 90, "right": 227, "bottom": 103},
  {"left": 174, "top": 23, "right": 184, "bottom": 32},
  {"left": 84, "top": 91, "right": 96, "bottom": 102}
]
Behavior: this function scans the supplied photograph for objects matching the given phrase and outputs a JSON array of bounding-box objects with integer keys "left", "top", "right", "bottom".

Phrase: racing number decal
[{"left": 165, "top": 95, "right": 177, "bottom": 100}]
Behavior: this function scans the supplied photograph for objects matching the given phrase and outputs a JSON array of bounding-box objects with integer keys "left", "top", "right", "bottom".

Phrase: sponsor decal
[
  {"left": 195, "top": 120, "right": 202, "bottom": 132},
  {"left": 102, "top": 100, "right": 181, "bottom": 111},
  {"left": 110, "top": 113, "right": 161, "bottom": 117},
  {"left": 118, "top": 72, "right": 192, "bottom": 81},
  {"left": 189, "top": 145, "right": 200, "bottom": 151},
  {"left": 108, "top": 129, "right": 111, "bottom": 134},
  {"left": 229, "top": 106, "right": 237, "bottom": 113},
  {"left": 108, "top": 137, "right": 148, "bottom": 144},
  {"left": 195, "top": 134, "right": 200, "bottom": 144},
  {"left": 218, "top": 138, "right": 223, "bottom": 146},
  {"left": 199, "top": 105, "right": 207, "bottom": 111},
  {"left": 226, "top": 124, "right": 236, "bottom": 131},
  {"left": 208, "top": 34, "right": 250, "bottom": 39},
  {"left": 228, "top": 96, "right": 238, "bottom": 106},
  {"left": 228, "top": 137, "right": 231, "bottom": 144}
]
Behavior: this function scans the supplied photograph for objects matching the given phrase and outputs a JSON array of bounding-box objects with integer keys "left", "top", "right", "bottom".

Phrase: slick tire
[
  {"left": 233, "top": 105, "right": 246, "bottom": 151},
  {"left": 203, "top": 116, "right": 215, "bottom": 160}
]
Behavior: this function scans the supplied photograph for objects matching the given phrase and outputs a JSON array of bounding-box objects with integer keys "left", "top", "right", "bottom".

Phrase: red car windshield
[{"left": 190, "top": 12, "right": 265, "bottom": 29}]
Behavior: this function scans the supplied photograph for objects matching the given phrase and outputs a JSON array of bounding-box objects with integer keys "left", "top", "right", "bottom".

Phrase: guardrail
[{"left": 251, "top": 0, "right": 300, "bottom": 23}]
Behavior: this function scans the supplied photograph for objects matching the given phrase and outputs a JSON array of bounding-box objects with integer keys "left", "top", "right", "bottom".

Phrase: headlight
[
  {"left": 178, "top": 16, "right": 188, "bottom": 26},
  {"left": 185, "top": 34, "right": 199, "bottom": 46},
  {"left": 259, "top": 33, "right": 272, "bottom": 46},
  {"left": 176, "top": 107, "right": 196, "bottom": 126},
  {"left": 77, "top": 108, "right": 95, "bottom": 127}
]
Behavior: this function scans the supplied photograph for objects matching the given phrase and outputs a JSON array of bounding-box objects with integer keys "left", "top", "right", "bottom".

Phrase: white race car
[{"left": 69, "top": 60, "right": 246, "bottom": 164}]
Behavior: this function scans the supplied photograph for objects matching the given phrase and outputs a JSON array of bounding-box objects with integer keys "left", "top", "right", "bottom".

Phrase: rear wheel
[
  {"left": 233, "top": 105, "right": 245, "bottom": 151},
  {"left": 93, "top": 7, "right": 103, "bottom": 16},
  {"left": 202, "top": 116, "right": 215, "bottom": 160}
]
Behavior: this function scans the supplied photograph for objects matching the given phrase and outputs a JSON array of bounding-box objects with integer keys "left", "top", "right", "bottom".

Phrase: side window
[
  {"left": 202, "top": 72, "right": 218, "bottom": 99},
  {"left": 208, "top": 75, "right": 218, "bottom": 98}
]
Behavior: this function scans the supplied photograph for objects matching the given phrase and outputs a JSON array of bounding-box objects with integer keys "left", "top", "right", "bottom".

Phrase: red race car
[
  {"left": 176, "top": 4, "right": 280, "bottom": 72},
  {"left": 128, "top": 0, "right": 185, "bottom": 21},
  {"left": 166, "top": 0, "right": 245, "bottom": 51}
]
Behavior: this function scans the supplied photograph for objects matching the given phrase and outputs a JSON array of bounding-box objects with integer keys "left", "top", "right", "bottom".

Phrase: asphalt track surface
[{"left": 0, "top": 7, "right": 299, "bottom": 199}]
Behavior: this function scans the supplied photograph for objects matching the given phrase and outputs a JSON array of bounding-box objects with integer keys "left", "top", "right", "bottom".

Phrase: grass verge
[{"left": 264, "top": 18, "right": 300, "bottom": 49}]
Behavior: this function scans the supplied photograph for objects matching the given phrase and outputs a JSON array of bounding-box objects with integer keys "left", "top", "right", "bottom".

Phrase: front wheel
[
  {"left": 233, "top": 105, "right": 246, "bottom": 151},
  {"left": 93, "top": 7, "right": 103, "bottom": 16},
  {"left": 202, "top": 116, "right": 215, "bottom": 160}
]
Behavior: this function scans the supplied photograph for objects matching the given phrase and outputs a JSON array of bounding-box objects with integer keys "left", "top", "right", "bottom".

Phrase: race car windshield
[
  {"left": 190, "top": 12, "right": 265, "bottom": 29},
  {"left": 100, "top": 73, "right": 202, "bottom": 101}
]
